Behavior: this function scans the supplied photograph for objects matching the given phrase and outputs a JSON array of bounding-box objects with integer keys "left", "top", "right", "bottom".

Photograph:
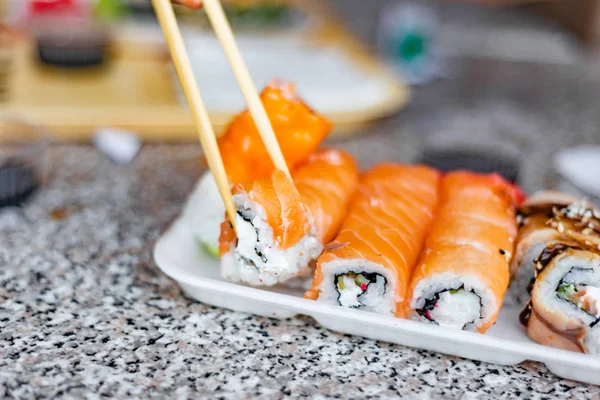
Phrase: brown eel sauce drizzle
[
  {"left": 549, "top": 203, "right": 600, "bottom": 249},
  {"left": 516, "top": 202, "right": 570, "bottom": 227}
]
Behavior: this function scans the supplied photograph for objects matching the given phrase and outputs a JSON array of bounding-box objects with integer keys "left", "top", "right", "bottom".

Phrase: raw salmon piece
[
  {"left": 293, "top": 148, "right": 360, "bottom": 244},
  {"left": 217, "top": 81, "right": 332, "bottom": 185}
]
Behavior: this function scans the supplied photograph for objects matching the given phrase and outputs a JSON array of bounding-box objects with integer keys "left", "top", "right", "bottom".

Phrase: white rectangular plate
[{"left": 154, "top": 217, "right": 600, "bottom": 385}]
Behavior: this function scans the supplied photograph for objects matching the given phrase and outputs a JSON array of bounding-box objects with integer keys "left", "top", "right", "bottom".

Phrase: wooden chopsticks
[
  {"left": 151, "top": 0, "right": 237, "bottom": 227},
  {"left": 152, "top": 0, "right": 293, "bottom": 233},
  {"left": 202, "top": 0, "right": 291, "bottom": 177}
]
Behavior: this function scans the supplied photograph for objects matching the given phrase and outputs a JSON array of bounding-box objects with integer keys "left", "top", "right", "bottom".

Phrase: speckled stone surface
[
  {"left": 3, "top": 3, "right": 600, "bottom": 399},
  {"left": 0, "top": 141, "right": 594, "bottom": 399},
  {"left": 1, "top": 135, "right": 600, "bottom": 398}
]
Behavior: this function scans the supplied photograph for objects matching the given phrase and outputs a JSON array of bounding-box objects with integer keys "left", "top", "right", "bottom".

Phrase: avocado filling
[
  {"left": 557, "top": 278, "right": 600, "bottom": 323},
  {"left": 197, "top": 238, "right": 220, "bottom": 258},
  {"left": 417, "top": 287, "right": 482, "bottom": 330},
  {"left": 335, "top": 272, "right": 387, "bottom": 309}
]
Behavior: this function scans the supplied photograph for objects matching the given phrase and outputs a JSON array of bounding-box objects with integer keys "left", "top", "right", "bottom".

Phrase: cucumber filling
[
  {"left": 335, "top": 272, "right": 387, "bottom": 309},
  {"left": 417, "top": 287, "right": 482, "bottom": 330},
  {"left": 556, "top": 267, "right": 600, "bottom": 324},
  {"left": 557, "top": 281, "right": 600, "bottom": 322}
]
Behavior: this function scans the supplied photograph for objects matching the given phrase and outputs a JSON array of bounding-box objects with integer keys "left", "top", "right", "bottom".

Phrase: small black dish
[
  {"left": 33, "top": 17, "right": 108, "bottom": 69},
  {"left": 125, "top": 0, "right": 156, "bottom": 17},
  {"left": 37, "top": 39, "right": 107, "bottom": 68},
  {"left": 0, "top": 119, "right": 50, "bottom": 208},
  {"left": 0, "top": 159, "right": 39, "bottom": 208},
  {"left": 418, "top": 148, "right": 520, "bottom": 183}
]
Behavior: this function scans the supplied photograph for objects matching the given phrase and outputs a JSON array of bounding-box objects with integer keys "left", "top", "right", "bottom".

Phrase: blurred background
[{"left": 1, "top": 0, "right": 600, "bottom": 208}]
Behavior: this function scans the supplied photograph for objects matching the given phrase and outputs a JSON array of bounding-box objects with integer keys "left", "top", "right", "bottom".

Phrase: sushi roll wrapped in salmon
[
  {"left": 521, "top": 202, "right": 600, "bottom": 354},
  {"left": 219, "top": 149, "right": 359, "bottom": 286},
  {"left": 507, "top": 191, "right": 578, "bottom": 305},
  {"left": 189, "top": 81, "right": 332, "bottom": 256},
  {"left": 406, "top": 172, "right": 521, "bottom": 332},
  {"left": 304, "top": 164, "right": 441, "bottom": 316}
]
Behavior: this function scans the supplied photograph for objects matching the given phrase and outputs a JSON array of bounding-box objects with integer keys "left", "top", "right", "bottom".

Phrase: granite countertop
[
  {"left": 3, "top": 2, "right": 600, "bottom": 399},
  {"left": 3, "top": 144, "right": 599, "bottom": 400}
]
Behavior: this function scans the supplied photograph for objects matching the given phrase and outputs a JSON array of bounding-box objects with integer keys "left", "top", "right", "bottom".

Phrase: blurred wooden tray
[{"left": 0, "top": 1, "right": 409, "bottom": 142}]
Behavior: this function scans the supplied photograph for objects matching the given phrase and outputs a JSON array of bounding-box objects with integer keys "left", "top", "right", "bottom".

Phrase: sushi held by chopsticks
[
  {"left": 304, "top": 164, "right": 441, "bottom": 316},
  {"left": 406, "top": 172, "right": 520, "bottom": 333},
  {"left": 520, "top": 201, "right": 600, "bottom": 354},
  {"left": 219, "top": 149, "right": 359, "bottom": 286},
  {"left": 186, "top": 82, "right": 332, "bottom": 255}
]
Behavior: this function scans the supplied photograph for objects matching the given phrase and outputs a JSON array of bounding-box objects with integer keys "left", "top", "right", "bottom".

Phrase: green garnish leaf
[{"left": 198, "top": 239, "right": 220, "bottom": 259}]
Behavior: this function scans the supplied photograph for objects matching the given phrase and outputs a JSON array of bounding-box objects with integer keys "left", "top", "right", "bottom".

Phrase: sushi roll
[
  {"left": 304, "top": 164, "right": 441, "bottom": 316},
  {"left": 219, "top": 149, "right": 359, "bottom": 286},
  {"left": 508, "top": 191, "right": 578, "bottom": 305},
  {"left": 521, "top": 242, "right": 600, "bottom": 354},
  {"left": 189, "top": 81, "right": 331, "bottom": 256},
  {"left": 407, "top": 172, "right": 520, "bottom": 332}
]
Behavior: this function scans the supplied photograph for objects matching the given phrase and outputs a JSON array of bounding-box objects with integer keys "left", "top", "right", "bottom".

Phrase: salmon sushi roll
[
  {"left": 219, "top": 149, "right": 359, "bottom": 286},
  {"left": 407, "top": 172, "right": 520, "bottom": 332},
  {"left": 304, "top": 164, "right": 441, "bottom": 316},
  {"left": 192, "top": 81, "right": 331, "bottom": 256},
  {"left": 507, "top": 191, "right": 578, "bottom": 305}
]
